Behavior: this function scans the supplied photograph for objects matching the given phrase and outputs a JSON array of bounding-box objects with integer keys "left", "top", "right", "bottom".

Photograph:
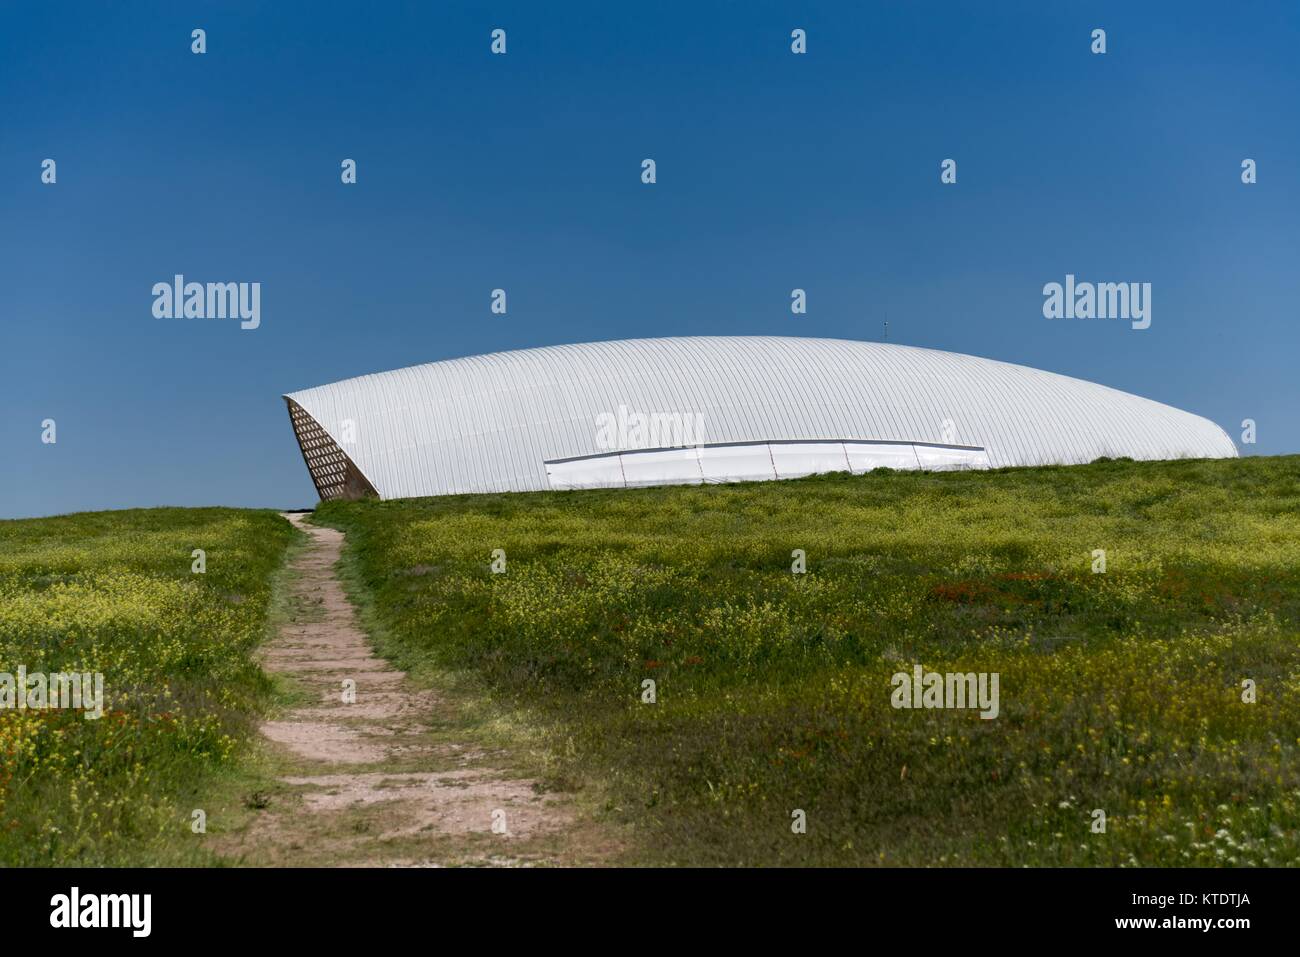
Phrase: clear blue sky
[{"left": 3, "top": 1, "right": 1296, "bottom": 518}]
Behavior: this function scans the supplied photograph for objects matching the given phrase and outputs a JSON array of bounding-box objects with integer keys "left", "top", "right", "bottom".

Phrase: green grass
[
  {"left": 0, "top": 507, "right": 297, "bottom": 865},
  {"left": 318, "top": 455, "right": 1300, "bottom": 866}
]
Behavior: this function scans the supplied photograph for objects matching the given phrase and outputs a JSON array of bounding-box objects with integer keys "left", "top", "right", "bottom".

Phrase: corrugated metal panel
[{"left": 283, "top": 336, "right": 1238, "bottom": 501}]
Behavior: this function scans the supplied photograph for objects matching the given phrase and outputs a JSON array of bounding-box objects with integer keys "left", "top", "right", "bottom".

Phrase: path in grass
[{"left": 218, "top": 513, "right": 595, "bottom": 866}]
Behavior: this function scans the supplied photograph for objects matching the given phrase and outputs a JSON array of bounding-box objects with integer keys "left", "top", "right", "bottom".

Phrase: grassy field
[
  {"left": 4, "top": 456, "right": 1296, "bottom": 867},
  {"left": 0, "top": 508, "right": 296, "bottom": 866},
  {"left": 318, "top": 455, "right": 1300, "bottom": 866}
]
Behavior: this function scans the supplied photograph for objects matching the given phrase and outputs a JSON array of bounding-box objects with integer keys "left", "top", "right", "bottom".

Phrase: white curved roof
[{"left": 284, "top": 336, "right": 1236, "bottom": 500}]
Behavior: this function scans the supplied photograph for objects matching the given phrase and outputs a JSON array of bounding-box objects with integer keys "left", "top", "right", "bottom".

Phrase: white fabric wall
[{"left": 544, "top": 440, "right": 992, "bottom": 491}]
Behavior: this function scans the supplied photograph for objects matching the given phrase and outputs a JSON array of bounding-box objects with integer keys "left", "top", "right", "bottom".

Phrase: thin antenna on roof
[{"left": 883, "top": 314, "right": 888, "bottom": 342}]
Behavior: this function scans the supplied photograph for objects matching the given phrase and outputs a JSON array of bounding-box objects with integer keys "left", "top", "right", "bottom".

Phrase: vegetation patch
[
  {"left": 0, "top": 507, "right": 296, "bottom": 865},
  {"left": 318, "top": 456, "right": 1300, "bottom": 866}
]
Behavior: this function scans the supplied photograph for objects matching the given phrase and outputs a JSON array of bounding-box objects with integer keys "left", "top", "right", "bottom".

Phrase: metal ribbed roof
[{"left": 283, "top": 336, "right": 1237, "bottom": 500}]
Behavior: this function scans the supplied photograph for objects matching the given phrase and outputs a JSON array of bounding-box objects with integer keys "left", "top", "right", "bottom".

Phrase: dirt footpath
[{"left": 216, "top": 513, "right": 607, "bottom": 866}]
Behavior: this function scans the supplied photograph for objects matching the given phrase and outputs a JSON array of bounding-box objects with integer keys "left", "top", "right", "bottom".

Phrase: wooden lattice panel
[{"left": 285, "top": 398, "right": 377, "bottom": 501}]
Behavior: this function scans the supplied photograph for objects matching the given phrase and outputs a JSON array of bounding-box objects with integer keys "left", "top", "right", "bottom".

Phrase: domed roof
[{"left": 284, "top": 336, "right": 1236, "bottom": 500}]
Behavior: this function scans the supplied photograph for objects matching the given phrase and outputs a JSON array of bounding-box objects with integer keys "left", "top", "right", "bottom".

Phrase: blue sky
[{"left": 3, "top": 1, "right": 1297, "bottom": 518}]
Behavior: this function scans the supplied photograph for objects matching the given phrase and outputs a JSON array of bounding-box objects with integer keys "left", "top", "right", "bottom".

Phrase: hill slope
[
  {"left": 318, "top": 456, "right": 1300, "bottom": 866},
  {"left": 0, "top": 508, "right": 296, "bottom": 865}
]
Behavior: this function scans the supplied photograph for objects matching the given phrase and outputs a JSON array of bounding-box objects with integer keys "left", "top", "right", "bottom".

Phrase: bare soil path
[{"left": 216, "top": 513, "right": 606, "bottom": 866}]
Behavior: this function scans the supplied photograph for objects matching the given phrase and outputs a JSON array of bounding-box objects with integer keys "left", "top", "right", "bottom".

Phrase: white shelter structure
[{"left": 284, "top": 336, "right": 1236, "bottom": 501}]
